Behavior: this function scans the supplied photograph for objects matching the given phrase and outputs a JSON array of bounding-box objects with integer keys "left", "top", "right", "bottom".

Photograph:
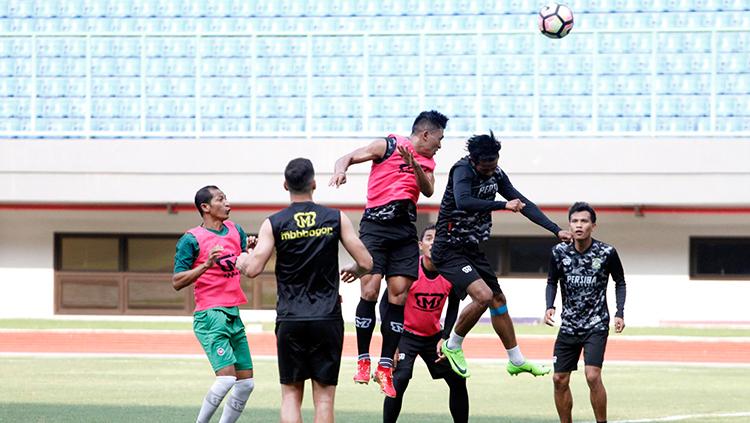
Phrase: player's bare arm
[
  {"left": 236, "top": 219, "right": 275, "bottom": 278},
  {"left": 172, "top": 245, "right": 224, "bottom": 291},
  {"left": 397, "top": 144, "right": 435, "bottom": 197},
  {"left": 329, "top": 138, "right": 388, "bottom": 187},
  {"left": 338, "top": 212, "right": 373, "bottom": 282}
]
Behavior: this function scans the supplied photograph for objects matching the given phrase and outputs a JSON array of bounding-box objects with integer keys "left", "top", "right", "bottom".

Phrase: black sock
[
  {"left": 355, "top": 298, "right": 377, "bottom": 356},
  {"left": 380, "top": 302, "right": 404, "bottom": 364}
]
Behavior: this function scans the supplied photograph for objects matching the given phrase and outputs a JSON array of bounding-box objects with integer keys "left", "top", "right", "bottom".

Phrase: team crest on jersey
[
  {"left": 217, "top": 347, "right": 225, "bottom": 357},
  {"left": 562, "top": 257, "right": 572, "bottom": 266},
  {"left": 414, "top": 293, "right": 445, "bottom": 310},
  {"left": 293, "top": 211, "right": 316, "bottom": 228},
  {"left": 591, "top": 258, "right": 602, "bottom": 270}
]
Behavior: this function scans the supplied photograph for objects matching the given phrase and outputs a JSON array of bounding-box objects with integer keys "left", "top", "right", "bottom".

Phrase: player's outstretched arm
[
  {"left": 236, "top": 219, "right": 275, "bottom": 278},
  {"left": 338, "top": 212, "right": 373, "bottom": 282},
  {"left": 329, "top": 139, "right": 388, "bottom": 187}
]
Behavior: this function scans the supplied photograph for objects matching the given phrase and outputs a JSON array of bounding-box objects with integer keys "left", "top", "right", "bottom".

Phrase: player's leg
[
  {"left": 355, "top": 221, "right": 387, "bottom": 383},
  {"left": 276, "top": 321, "right": 312, "bottom": 423},
  {"left": 378, "top": 275, "right": 413, "bottom": 371},
  {"left": 354, "top": 273, "right": 382, "bottom": 383},
  {"left": 444, "top": 372, "right": 469, "bottom": 423},
  {"left": 307, "top": 320, "right": 344, "bottom": 422},
  {"left": 384, "top": 335, "right": 418, "bottom": 423},
  {"left": 583, "top": 330, "right": 609, "bottom": 423},
  {"left": 553, "top": 372, "right": 573, "bottom": 423},
  {"left": 218, "top": 316, "right": 255, "bottom": 423},
  {"left": 552, "top": 332, "right": 583, "bottom": 423},
  {"left": 374, "top": 226, "right": 419, "bottom": 397},
  {"left": 439, "top": 278, "right": 492, "bottom": 378},
  {"left": 194, "top": 309, "right": 242, "bottom": 423},
  {"left": 585, "top": 366, "right": 607, "bottom": 423},
  {"left": 311, "top": 381, "right": 336, "bottom": 423},
  {"left": 280, "top": 382, "right": 305, "bottom": 423},
  {"left": 423, "top": 334, "right": 469, "bottom": 423}
]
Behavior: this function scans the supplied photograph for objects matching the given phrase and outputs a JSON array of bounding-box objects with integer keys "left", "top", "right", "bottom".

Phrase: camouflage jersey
[
  {"left": 546, "top": 239, "right": 627, "bottom": 335},
  {"left": 434, "top": 156, "right": 561, "bottom": 247}
]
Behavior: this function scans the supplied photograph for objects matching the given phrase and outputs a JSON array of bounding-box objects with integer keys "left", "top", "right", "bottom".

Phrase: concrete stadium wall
[{"left": 0, "top": 208, "right": 748, "bottom": 326}]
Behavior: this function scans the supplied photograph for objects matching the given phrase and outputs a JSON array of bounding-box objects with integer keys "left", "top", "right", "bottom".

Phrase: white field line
[
  {"left": 2, "top": 352, "right": 750, "bottom": 368},
  {"left": 611, "top": 411, "right": 750, "bottom": 422}
]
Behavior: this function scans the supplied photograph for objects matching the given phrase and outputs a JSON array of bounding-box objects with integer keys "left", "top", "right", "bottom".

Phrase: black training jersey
[
  {"left": 435, "top": 156, "right": 561, "bottom": 246},
  {"left": 546, "top": 239, "right": 627, "bottom": 335},
  {"left": 269, "top": 201, "right": 342, "bottom": 322}
]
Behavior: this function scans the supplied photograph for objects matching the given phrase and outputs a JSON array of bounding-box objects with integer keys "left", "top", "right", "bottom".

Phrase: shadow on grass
[{"left": 1, "top": 403, "right": 555, "bottom": 423}]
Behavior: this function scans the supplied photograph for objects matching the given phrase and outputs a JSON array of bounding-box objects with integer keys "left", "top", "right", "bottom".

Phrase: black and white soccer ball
[{"left": 538, "top": 3, "right": 574, "bottom": 39}]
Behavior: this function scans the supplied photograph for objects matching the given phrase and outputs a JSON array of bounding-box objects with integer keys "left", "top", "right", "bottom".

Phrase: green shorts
[{"left": 193, "top": 307, "right": 253, "bottom": 373}]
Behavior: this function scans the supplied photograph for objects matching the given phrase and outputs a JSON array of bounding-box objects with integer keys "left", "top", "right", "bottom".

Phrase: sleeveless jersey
[
  {"left": 187, "top": 220, "right": 247, "bottom": 312},
  {"left": 269, "top": 201, "right": 342, "bottom": 321},
  {"left": 364, "top": 135, "right": 435, "bottom": 221},
  {"left": 404, "top": 258, "right": 453, "bottom": 337}
]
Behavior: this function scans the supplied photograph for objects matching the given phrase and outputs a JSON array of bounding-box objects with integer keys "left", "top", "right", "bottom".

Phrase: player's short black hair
[
  {"left": 194, "top": 185, "right": 220, "bottom": 216},
  {"left": 568, "top": 202, "right": 597, "bottom": 223},
  {"left": 285, "top": 158, "right": 315, "bottom": 194},
  {"left": 420, "top": 224, "right": 436, "bottom": 240},
  {"left": 466, "top": 131, "right": 501, "bottom": 163},
  {"left": 411, "top": 110, "right": 449, "bottom": 134}
]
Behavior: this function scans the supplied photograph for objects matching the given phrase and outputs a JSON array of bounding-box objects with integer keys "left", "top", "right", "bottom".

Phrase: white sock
[
  {"left": 219, "top": 378, "right": 255, "bottom": 423},
  {"left": 507, "top": 346, "right": 525, "bottom": 366},
  {"left": 446, "top": 329, "right": 465, "bottom": 350},
  {"left": 196, "top": 376, "right": 236, "bottom": 423}
]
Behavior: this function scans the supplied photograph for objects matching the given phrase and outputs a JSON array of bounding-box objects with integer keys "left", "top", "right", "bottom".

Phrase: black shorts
[
  {"left": 431, "top": 241, "right": 501, "bottom": 300},
  {"left": 359, "top": 219, "right": 419, "bottom": 280},
  {"left": 394, "top": 331, "right": 453, "bottom": 381},
  {"left": 553, "top": 329, "right": 609, "bottom": 373},
  {"left": 275, "top": 319, "right": 344, "bottom": 385}
]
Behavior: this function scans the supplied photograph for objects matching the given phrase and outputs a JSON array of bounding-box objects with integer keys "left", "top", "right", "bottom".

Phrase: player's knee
[
  {"left": 475, "top": 290, "right": 493, "bottom": 308},
  {"left": 552, "top": 373, "right": 570, "bottom": 389},
  {"left": 585, "top": 371, "right": 602, "bottom": 387},
  {"left": 491, "top": 292, "right": 507, "bottom": 307},
  {"left": 207, "top": 375, "right": 236, "bottom": 406},
  {"left": 361, "top": 289, "right": 379, "bottom": 301},
  {"left": 228, "top": 378, "right": 254, "bottom": 412}
]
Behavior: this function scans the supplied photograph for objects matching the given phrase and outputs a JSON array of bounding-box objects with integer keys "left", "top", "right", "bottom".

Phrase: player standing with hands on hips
[{"left": 545, "top": 202, "right": 626, "bottom": 423}]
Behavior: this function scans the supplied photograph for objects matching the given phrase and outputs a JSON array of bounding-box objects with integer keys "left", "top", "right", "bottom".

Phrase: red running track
[{"left": 1, "top": 331, "right": 748, "bottom": 363}]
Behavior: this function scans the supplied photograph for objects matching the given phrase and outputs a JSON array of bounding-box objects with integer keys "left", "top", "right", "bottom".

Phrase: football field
[{"left": 2, "top": 355, "right": 749, "bottom": 422}]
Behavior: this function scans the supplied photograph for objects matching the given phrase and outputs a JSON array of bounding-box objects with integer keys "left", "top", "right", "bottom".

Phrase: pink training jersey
[
  {"left": 404, "top": 257, "right": 453, "bottom": 337},
  {"left": 365, "top": 134, "right": 436, "bottom": 209},
  {"left": 187, "top": 220, "right": 247, "bottom": 312}
]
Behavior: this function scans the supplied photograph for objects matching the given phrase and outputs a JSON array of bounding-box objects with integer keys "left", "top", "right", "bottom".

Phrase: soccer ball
[{"left": 538, "top": 3, "right": 574, "bottom": 39}]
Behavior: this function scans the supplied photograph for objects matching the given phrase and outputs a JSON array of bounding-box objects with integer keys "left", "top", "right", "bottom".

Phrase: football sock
[
  {"left": 355, "top": 298, "right": 377, "bottom": 356},
  {"left": 507, "top": 345, "right": 525, "bottom": 366},
  {"left": 218, "top": 378, "right": 255, "bottom": 423},
  {"left": 446, "top": 328, "right": 465, "bottom": 350},
  {"left": 196, "top": 375, "right": 236, "bottom": 423},
  {"left": 380, "top": 302, "right": 404, "bottom": 364}
]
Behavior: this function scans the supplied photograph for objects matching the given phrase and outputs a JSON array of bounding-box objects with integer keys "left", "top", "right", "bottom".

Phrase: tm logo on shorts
[
  {"left": 217, "top": 347, "right": 225, "bottom": 357},
  {"left": 461, "top": 265, "right": 473, "bottom": 274},
  {"left": 390, "top": 322, "right": 404, "bottom": 333}
]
